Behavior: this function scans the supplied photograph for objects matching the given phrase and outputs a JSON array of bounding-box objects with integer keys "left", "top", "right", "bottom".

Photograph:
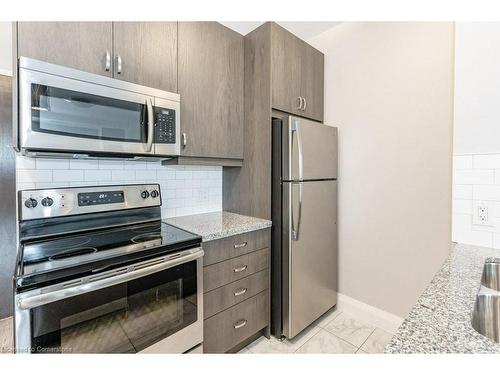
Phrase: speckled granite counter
[
  {"left": 385, "top": 243, "right": 500, "bottom": 353},
  {"left": 164, "top": 211, "right": 272, "bottom": 242}
]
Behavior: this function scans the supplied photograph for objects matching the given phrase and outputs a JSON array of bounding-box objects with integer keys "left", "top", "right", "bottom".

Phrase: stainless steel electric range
[{"left": 14, "top": 184, "right": 203, "bottom": 354}]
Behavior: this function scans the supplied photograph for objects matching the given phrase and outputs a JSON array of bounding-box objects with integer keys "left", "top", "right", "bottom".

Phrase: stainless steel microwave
[{"left": 17, "top": 57, "right": 180, "bottom": 159}]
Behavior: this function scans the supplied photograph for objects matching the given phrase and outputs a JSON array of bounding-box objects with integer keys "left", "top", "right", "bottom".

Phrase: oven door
[
  {"left": 15, "top": 247, "right": 204, "bottom": 354},
  {"left": 19, "top": 67, "right": 156, "bottom": 156}
]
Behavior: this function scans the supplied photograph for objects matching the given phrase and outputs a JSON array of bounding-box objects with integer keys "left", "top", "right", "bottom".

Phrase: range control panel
[
  {"left": 78, "top": 191, "right": 125, "bottom": 206},
  {"left": 20, "top": 184, "right": 161, "bottom": 221},
  {"left": 154, "top": 107, "right": 176, "bottom": 144}
]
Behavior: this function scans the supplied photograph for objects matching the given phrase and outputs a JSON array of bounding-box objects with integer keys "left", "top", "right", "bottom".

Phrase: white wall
[
  {"left": 309, "top": 22, "right": 454, "bottom": 317},
  {"left": 453, "top": 23, "right": 500, "bottom": 155},
  {"left": 452, "top": 22, "right": 500, "bottom": 249},
  {"left": 16, "top": 156, "right": 222, "bottom": 219}
]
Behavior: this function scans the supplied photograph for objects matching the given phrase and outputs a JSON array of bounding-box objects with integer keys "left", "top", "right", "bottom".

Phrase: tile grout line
[{"left": 357, "top": 327, "right": 376, "bottom": 352}]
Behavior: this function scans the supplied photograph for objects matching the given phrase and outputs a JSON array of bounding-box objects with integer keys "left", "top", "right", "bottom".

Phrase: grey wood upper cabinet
[
  {"left": 17, "top": 22, "right": 113, "bottom": 76},
  {"left": 178, "top": 22, "right": 244, "bottom": 160},
  {"left": 270, "top": 23, "right": 324, "bottom": 122},
  {"left": 113, "top": 22, "right": 177, "bottom": 92}
]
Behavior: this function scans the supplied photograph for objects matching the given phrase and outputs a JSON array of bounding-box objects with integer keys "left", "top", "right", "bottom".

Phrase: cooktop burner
[{"left": 21, "top": 221, "right": 200, "bottom": 276}]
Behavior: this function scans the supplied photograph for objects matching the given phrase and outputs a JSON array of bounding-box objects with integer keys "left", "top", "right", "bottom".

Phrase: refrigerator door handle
[
  {"left": 290, "top": 118, "right": 304, "bottom": 181},
  {"left": 290, "top": 118, "right": 304, "bottom": 241},
  {"left": 292, "top": 182, "right": 303, "bottom": 241}
]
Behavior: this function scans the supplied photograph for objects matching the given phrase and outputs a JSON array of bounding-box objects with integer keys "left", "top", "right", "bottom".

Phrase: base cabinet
[{"left": 202, "top": 228, "right": 270, "bottom": 353}]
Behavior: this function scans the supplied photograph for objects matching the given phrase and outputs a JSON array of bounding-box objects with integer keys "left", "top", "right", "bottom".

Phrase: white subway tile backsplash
[
  {"left": 452, "top": 199, "right": 473, "bottom": 215},
  {"left": 157, "top": 170, "right": 176, "bottom": 180},
  {"left": 84, "top": 170, "right": 112, "bottom": 182},
  {"left": 473, "top": 185, "right": 500, "bottom": 201},
  {"left": 99, "top": 160, "right": 124, "bottom": 170},
  {"left": 111, "top": 170, "right": 136, "bottom": 181},
  {"left": 16, "top": 154, "right": 222, "bottom": 219},
  {"left": 452, "top": 213, "right": 493, "bottom": 248},
  {"left": 17, "top": 169, "right": 52, "bottom": 183},
  {"left": 473, "top": 154, "right": 500, "bottom": 169},
  {"left": 16, "top": 156, "right": 36, "bottom": 170},
  {"left": 453, "top": 153, "right": 500, "bottom": 250},
  {"left": 453, "top": 185, "right": 473, "bottom": 199},
  {"left": 135, "top": 170, "right": 156, "bottom": 180},
  {"left": 69, "top": 160, "right": 99, "bottom": 169},
  {"left": 53, "top": 170, "right": 84, "bottom": 182},
  {"left": 453, "top": 169, "right": 494, "bottom": 185},
  {"left": 36, "top": 159, "right": 70, "bottom": 170},
  {"left": 453, "top": 155, "right": 473, "bottom": 170}
]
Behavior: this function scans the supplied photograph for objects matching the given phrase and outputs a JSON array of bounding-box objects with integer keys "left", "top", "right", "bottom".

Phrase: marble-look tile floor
[
  {"left": 0, "top": 308, "right": 394, "bottom": 354},
  {"left": 241, "top": 308, "right": 394, "bottom": 354}
]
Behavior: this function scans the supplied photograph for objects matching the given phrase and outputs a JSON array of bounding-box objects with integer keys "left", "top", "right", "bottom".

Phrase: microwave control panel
[{"left": 154, "top": 107, "right": 176, "bottom": 144}]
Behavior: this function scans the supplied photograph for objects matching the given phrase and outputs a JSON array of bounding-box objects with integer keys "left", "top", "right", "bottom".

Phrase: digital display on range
[{"left": 78, "top": 191, "right": 124, "bottom": 206}]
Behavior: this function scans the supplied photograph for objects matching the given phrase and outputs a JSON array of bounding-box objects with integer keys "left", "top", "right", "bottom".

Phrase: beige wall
[{"left": 309, "top": 22, "right": 454, "bottom": 317}]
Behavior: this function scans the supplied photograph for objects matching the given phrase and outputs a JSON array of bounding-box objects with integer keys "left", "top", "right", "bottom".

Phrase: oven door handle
[
  {"left": 17, "top": 247, "right": 204, "bottom": 310},
  {"left": 145, "top": 98, "right": 154, "bottom": 153}
]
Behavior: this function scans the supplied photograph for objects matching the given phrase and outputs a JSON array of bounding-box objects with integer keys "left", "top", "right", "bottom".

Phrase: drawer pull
[
  {"left": 233, "top": 265, "right": 248, "bottom": 273},
  {"left": 234, "top": 288, "right": 247, "bottom": 296},
  {"left": 234, "top": 242, "right": 248, "bottom": 249},
  {"left": 233, "top": 319, "right": 247, "bottom": 329}
]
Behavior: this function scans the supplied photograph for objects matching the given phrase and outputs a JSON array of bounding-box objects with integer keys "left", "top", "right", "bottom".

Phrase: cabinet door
[
  {"left": 178, "top": 22, "right": 244, "bottom": 159},
  {"left": 17, "top": 22, "right": 112, "bottom": 76},
  {"left": 113, "top": 22, "right": 177, "bottom": 92},
  {"left": 301, "top": 43, "right": 324, "bottom": 122},
  {"left": 271, "top": 23, "right": 303, "bottom": 116}
]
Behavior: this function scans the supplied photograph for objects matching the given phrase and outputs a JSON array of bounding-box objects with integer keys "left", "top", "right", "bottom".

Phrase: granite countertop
[
  {"left": 385, "top": 243, "right": 500, "bottom": 353},
  {"left": 164, "top": 211, "right": 272, "bottom": 242}
]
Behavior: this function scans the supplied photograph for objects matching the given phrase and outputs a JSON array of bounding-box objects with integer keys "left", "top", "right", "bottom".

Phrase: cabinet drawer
[
  {"left": 203, "top": 228, "right": 270, "bottom": 266},
  {"left": 203, "top": 290, "right": 268, "bottom": 353},
  {"left": 204, "top": 269, "right": 269, "bottom": 319},
  {"left": 203, "top": 248, "right": 269, "bottom": 292}
]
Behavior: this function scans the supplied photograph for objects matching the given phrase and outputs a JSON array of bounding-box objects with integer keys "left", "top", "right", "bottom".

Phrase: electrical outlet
[{"left": 478, "top": 205, "right": 488, "bottom": 223}]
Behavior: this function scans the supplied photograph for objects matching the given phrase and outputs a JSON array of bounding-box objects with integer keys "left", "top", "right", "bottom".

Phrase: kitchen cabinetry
[
  {"left": 112, "top": 22, "right": 177, "bottom": 92},
  {"left": 16, "top": 22, "right": 177, "bottom": 92},
  {"left": 223, "top": 22, "right": 325, "bottom": 220},
  {"left": 17, "top": 22, "right": 113, "bottom": 76},
  {"left": 271, "top": 23, "right": 324, "bottom": 122},
  {"left": 202, "top": 228, "right": 270, "bottom": 353},
  {"left": 178, "top": 22, "right": 244, "bottom": 161}
]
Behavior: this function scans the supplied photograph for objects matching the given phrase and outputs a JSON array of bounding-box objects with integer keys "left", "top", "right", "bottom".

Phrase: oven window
[
  {"left": 31, "top": 84, "right": 146, "bottom": 143},
  {"left": 29, "top": 260, "right": 198, "bottom": 353}
]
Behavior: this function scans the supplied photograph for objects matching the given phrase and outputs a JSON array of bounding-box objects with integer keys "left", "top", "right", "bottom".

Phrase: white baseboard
[
  {"left": 336, "top": 293, "right": 404, "bottom": 334},
  {"left": 0, "top": 69, "right": 13, "bottom": 77}
]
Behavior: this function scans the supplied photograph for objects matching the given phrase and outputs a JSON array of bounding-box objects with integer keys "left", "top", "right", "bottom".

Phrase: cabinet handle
[
  {"left": 234, "top": 288, "right": 247, "bottom": 296},
  {"left": 233, "top": 265, "right": 247, "bottom": 273},
  {"left": 296, "top": 96, "right": 303, "bottom": 111},
  {"left": 233, "top": 242, "right": 247, "bottom": 249},
  {"left": 233, "top": 319, "right": 247, "bottom": 329},
  {"left": 303, "top": 97, "right": 307, "bottom": 111},
  {"left": 105, "top": 51, "right": 111, "bottom": 72},
  {"left": 117, "top": 55, "right": 122, "bottom": 74},
  {"left": 181, "top": 133, "right": 187, "bottom": 148}
]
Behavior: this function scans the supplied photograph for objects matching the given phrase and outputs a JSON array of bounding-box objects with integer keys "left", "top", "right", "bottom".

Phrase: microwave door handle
[
  {"left": 145, "top": 98, "right": 154, "bottom": 153},
  {"left": 16, "top": 247, "right": 204, "bottom": 310}
]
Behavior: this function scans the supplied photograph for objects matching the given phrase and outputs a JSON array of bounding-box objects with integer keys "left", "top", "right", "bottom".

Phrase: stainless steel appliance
[
  {"left": 14, "top": 184, "right": 203, "bottom": 354},
  {"left": 271, "top": 114, "right": 338, "bottom": 339},
  {"left": 16, "top": 57, "right": 180, "bottom": 159}
]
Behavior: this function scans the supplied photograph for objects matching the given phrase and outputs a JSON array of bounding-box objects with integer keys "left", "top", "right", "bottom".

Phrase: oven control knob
[
  {"left": 141, "top": 190, "right": 150, "bottom": 199},
  {"left": 41, "top": 197, "right": 54, "bottom": 207},
  {"left": 24, "top": 198, "right": 38, "bottom": 208},
  {"left": 150, "top": 190, "right": 159, "bottom": 198}
]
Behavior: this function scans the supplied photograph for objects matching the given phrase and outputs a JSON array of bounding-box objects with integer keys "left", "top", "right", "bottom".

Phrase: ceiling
[{"left": 220, "top": 21, "right": 341, "bottom": 41}]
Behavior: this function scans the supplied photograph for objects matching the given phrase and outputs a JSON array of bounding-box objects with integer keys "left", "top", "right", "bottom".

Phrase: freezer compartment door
[
  {"left": 283, "top": 116, "right": 338, "bottom": 181},
  {"left": 282, "top": 180, "right": 337, "bottom": 339}
]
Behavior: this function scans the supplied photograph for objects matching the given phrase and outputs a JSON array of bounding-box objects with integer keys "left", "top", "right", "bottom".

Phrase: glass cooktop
[{"left": 21, "top": 221, "right": 200, "bottom": 276}]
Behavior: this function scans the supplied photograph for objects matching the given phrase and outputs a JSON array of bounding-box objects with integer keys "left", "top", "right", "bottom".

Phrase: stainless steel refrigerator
[{"left": 271, "top": 114, "right": 338, "bottom": 339}]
